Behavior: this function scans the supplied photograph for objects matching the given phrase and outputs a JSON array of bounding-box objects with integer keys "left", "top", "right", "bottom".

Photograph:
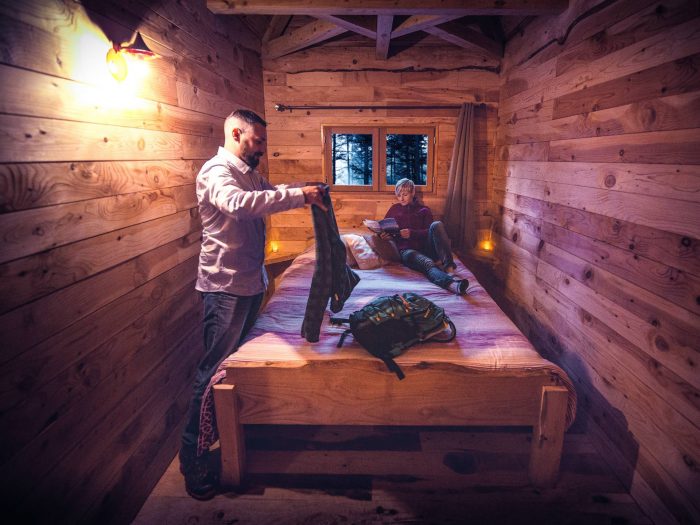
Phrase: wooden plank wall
[
  {"left": 261, "top": 37, "right": 501, "bottom": 255},
  {"left": 0, "top": 0, "right": 264, "bottom": 523},
  {"left": 486, "top": 0, "right": 700, "bottom": 523}
]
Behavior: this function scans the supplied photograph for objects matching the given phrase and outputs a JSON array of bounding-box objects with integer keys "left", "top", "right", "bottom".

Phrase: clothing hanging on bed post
[{"left": 301, "top": 185, "right": 360, "bottom": 342}]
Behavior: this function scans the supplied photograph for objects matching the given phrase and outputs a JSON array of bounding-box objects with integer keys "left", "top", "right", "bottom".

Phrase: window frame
[
  {"left": 322, "top": 126, "right": 379, "bottom": 192},
  {"left": 323, "top": 125, "right": 435, "bottom": 194}
]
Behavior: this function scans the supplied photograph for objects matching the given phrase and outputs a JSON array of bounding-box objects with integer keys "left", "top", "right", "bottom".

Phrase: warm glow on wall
[
  {"left": 70, "top": 31, "right": 150, "bottom": 109},
  {"left": 61, "top": 8, "right": 155, "bottom": 109}
]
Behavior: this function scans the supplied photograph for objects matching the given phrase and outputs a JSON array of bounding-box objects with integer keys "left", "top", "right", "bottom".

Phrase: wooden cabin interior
[{"left": 1, "top": 0, "right": 698, "bottom": 523}]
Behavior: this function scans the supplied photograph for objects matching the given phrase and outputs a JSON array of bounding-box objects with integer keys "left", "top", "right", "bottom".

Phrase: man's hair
[
  {"left": 227, "top": 109, "right": 267, "bottom": 128},
  {"left": 394, "top": 178, "right": 415, "bottom": 196}
]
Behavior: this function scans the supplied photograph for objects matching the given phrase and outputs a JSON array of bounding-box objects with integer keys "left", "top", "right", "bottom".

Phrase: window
[{"left": 323, "top": 126, "right": 435, "bottom": 192}]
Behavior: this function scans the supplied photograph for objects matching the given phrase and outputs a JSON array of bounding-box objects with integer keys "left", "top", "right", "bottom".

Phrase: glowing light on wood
[{"left": 64, "top": 13, "right": 151, "bottom": 109}]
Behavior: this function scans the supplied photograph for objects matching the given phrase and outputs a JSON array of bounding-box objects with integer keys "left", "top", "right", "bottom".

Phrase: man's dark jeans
[
  {"left": 400, "top": 221, "right": 456, "bottom": 291},
  {"left": 181, "top": 291, "right": 263, "bottom": 455}
]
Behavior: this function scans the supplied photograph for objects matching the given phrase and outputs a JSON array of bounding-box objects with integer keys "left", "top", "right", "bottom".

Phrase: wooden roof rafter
[
  {"left": 262, "top": 15, "right": 292, "bottom": 43},
  {"left": 263, "top": 18, "right": 347, "bottom": 59},
  {"left": 375, "top": 15, "right": 393, "bottom": 60},
  {"left": 208, "top": 0, "right": 569, "bottom": 16},
  {"left": 391, "top": 15, "right": 464, "bottom": 38},
  {"left": 213, "top": 0, "right": 569, "bottom": 60},
  {"left": 315, "top": 15, "right": 377, "bottom": 39},
  {"left": 424, "top": 21, "right": 504, "bottom": 58}
]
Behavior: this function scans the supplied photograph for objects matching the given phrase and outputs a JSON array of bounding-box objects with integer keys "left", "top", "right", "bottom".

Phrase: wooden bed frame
[
  {"left": 213, "top": 359, "right": 570, "bottom": 489},
  {"left": 211, "top": 247, "right": 574, "bottom": 491}
]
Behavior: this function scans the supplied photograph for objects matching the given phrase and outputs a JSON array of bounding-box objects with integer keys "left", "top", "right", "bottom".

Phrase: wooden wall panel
[
  {"left": 0, "top": 0, "right": 263, "bottom": 522},
  {"left": 262, "top": 46, "right": 500, "bottom": 255},
  {"left": 486, "top": 1, "right": 700, "bottom": 522}
]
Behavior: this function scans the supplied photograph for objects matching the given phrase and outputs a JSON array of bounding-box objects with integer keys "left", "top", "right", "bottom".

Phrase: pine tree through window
[
  {"left": 331, "top": 133, "right": 373, "bottom": 186},
  {"left": 324, "top": 126, "right": 434, "bottom": 193},
  {"left": 386, "top": 134, "right": 428, "bottom": 186}
]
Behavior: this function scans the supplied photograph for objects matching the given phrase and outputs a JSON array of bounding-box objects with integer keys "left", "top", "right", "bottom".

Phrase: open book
[{"left": 363, "top": 217, "right": 400, "bottom": 237}]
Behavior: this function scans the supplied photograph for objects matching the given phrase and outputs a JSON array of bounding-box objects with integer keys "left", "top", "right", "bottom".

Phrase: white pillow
[
  {"left": 341, "top": 234, "right": 382, "bottom": 269},
  {"left": 341, "top": 236, "right": 358, "bottom": 267}
]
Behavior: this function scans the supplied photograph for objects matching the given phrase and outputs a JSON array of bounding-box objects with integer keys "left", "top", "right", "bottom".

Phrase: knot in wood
[
  {"left": 641, "top": 106, "right": 657, "bottom": 127},
  {"left": 654, "top": 335, "right": 669, "bottom": 352}
]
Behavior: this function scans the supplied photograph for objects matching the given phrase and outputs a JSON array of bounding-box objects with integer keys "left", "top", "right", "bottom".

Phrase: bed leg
[
  {"left": 213, "top": 383, "right": 245, "bottom": 488},
  {"left": 528, "top": 385, "right": 569, "bottom": 488}
]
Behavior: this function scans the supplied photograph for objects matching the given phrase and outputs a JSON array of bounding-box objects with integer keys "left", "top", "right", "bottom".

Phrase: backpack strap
[
  {"left": 329, "top": 316, "right": 349, "bottom": 325},
  {"left": 378, "top": 354, "right": 406, "bottom": 380},
  {"left": 336, "top": 328, "right": 352, "bottom": 348}
]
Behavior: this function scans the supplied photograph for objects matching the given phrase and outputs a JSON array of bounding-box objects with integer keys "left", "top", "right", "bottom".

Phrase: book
[{"left": 363, "top": 217, "right": 400, "bottom": 236}]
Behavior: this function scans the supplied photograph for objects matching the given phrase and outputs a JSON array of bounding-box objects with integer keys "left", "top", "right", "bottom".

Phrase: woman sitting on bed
[{"left": 380, "top": 178, "right": 469, "bottom": 295}]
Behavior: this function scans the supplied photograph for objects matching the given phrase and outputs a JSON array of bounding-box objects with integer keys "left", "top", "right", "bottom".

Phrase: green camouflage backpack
[{"left": 331, "top": 292, "right": 456, "bottom": 380}]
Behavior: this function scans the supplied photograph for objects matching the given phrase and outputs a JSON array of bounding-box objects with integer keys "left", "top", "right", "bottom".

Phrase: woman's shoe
[{"left": 448, "top": 279, "right": 468, "bottom": 295}]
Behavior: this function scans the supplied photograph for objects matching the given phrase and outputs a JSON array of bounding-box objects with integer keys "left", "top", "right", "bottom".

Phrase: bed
[{"left": 212, "top": 247, "right": 577, "bottom": 489}]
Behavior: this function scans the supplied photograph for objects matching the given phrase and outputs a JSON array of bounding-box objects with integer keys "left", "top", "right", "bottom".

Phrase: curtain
[{"left": 444, "top": 103, "right": 475, "bottom": 251}]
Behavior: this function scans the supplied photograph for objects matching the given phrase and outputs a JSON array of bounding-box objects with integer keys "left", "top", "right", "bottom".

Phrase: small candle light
[
  {"left": 477, "top": 216, "right": 495, "bottom": 252},
  {"left": 270, "top": 241, "right": 279, "bottom": 253},
  {"left": 480, "top": 240, "right": 494, "bottom": 251}
]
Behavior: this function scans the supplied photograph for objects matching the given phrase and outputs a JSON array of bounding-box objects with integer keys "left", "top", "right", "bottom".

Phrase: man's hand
[
  {"left": 379, "top": 232, "right": 392, "bottom": 240},
  {"left": 301, "top": 185, "right": 328, "bottom": 212},
  {"left": 400, "top": 228, "right": 410, "bottom": 239}
]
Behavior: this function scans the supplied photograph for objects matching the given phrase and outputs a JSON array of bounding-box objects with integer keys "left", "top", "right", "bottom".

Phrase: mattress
[{"left": 221, "top": 248, "right": 577, "bottom": 427}]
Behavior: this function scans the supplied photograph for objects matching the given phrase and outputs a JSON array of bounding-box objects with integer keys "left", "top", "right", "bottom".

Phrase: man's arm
[
  {"left": 209, "top": 175, "right": 304, "bottom": 219},
  {"left": 206, "top": 167, "right": 326, "bottom": 218},
  {"left": 266, "top": 179, "right": 328, "bottom": 211},
  {"left": 300, "top": 185, "right": 328, "bottom": 211}
]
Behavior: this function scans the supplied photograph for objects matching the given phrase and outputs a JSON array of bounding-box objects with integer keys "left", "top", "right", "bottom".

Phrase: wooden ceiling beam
[
  {"left": 375, "top": 15, "right": 393, "bottom": 60},
  {"left": 391, "top": 15, "right": 463, "bottom": 38},
  {"left": 316, "top": 15, "right": 377, "bottom": 39},
  {"left": 263, "top": 19, "right": 347, "bottom": 59},
  {"left": 262, "top": 15, "right": 292, "bottom": 43},
  {"left": 423, "top": 21, "right": 503, "bottom": 59},
  {"left": 208, "top": 0, "right": 569, "bottom": 16}
]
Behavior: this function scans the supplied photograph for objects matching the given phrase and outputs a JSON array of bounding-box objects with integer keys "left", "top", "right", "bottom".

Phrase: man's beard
[{"left": 242, "top": 148, "right": 262, "bottom": 168}]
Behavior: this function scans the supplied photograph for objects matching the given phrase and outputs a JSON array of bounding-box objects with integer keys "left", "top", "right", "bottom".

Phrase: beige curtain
[{"left": 444, "top": 103, "right": 475, "bottom": 251}]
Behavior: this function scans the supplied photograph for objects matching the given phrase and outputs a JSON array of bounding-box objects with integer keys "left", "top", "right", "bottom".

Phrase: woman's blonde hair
[{"left": 394, "top": 178, "right": 415, "bottom": 196}]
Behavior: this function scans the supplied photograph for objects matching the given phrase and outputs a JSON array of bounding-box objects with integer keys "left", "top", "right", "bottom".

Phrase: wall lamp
[{"left": 106, "top": 31, "right": 158, "bottom": 82}]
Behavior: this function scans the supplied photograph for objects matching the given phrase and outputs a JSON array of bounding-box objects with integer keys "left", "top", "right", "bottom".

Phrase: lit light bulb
[{"left": 106, "top": 47, "right": 127, "bottom": 82}]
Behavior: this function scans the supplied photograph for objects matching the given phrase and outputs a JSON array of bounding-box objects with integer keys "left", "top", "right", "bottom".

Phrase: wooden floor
[{"left": 132, "top": 422, "right": 652, "bottom": 525}]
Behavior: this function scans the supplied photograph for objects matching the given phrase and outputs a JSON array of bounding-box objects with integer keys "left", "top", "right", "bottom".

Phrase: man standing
[{"left": 180, "top": 109, "right": 326, "bottom": 499}]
